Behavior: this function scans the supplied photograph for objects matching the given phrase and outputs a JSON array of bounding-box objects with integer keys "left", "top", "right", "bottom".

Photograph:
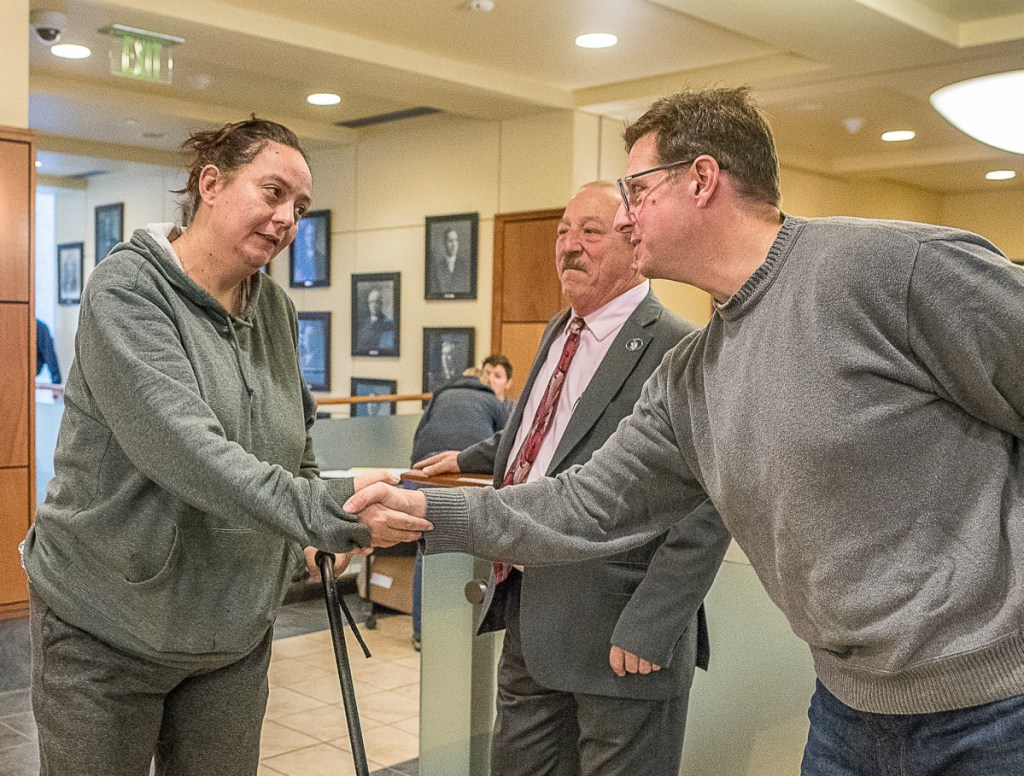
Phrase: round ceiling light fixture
[
  {"left": 985, "top": 169, "right": 1016, "bottom": 181},
  {"left": 51, "top": 43, "right": 91, "bottom": 59},
  {"left": 881, "top": 130, "right": 915, "bottom": 142},
  {"left": 931, "top": 71, "right": 1024, "bottom": 155},
  {"left": 575, "top": 33, "right": 617, "bottom": 49},
  {"left": 307, "top": 93, "right": 341, "bottom": 106}
]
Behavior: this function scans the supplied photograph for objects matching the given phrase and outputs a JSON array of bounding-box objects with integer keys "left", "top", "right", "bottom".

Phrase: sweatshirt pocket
[{"left": 77, "top": 523, "right": 290, "bottom": 656}]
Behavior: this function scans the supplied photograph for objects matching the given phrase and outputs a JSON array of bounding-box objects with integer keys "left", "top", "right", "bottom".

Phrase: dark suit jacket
[
  {"left": 355, "top": 315, "right": 395, "bottom": 353},
  {"left": 430, "top": 253, "right": 471, "bottom": 295},
  {"left": 458, "top": 289, "right": 729, "bottom": 700}
]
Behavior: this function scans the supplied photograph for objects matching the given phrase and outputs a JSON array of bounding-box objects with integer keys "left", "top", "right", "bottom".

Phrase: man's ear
[{"left": 690, "top": 156, "right": 721, "bottom": 208}]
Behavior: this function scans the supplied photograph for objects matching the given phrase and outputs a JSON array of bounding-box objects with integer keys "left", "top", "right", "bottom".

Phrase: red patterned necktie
[{"left": 493, "top": 315, "right": 586, "bottom": 585}]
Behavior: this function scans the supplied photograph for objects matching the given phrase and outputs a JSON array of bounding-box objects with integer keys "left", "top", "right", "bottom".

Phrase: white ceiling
[{"left": 28, "top": 0, "right": 1024, "bottom": 193}]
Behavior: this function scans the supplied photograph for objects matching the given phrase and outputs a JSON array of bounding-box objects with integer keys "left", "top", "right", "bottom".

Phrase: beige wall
[
  {"left": 941, "top": 188, "right": 1024, "bottom": 259},
  {"left": 43, "top": 113, "right": 1022, "bottom": 400},
  {"left": 0, "top": 0, "right": 29, "bottom": 128},
  {"left": 48, "top": 166, "right": 183, "bottom": 374}
]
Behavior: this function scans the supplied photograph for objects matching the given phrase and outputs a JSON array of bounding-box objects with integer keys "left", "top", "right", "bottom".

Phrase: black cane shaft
[{"left": 317, "top": 552, "right": 371, "bottom": 776}]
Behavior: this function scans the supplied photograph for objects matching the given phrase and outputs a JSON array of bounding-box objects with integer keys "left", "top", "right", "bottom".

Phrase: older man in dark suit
[{"left": 415, "top": 182, "right": 729, "bottom": 776}]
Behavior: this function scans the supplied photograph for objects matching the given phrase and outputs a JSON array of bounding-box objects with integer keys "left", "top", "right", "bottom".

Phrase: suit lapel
[
  {"left": 492, "top": 309, "right": 572, "bottom": 486},
  {"left": 546, "top": 292, "right": 662, "bottom": 474}
]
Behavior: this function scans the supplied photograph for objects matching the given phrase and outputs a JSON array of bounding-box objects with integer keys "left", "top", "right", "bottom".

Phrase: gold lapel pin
[{"left": 626, "top": 338, "right": 643, "bottom": 351}]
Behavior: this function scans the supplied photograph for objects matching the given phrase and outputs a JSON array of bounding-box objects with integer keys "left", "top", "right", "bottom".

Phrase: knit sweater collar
[{"left": 714, "top": 214, "right": 804, "bottom": 321}]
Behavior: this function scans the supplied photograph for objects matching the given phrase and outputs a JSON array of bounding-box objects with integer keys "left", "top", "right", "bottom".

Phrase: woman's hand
[
  {"left": 353, "top": 468, "right": 401, "bottom": 492},
  {"left": 303, "top": 547, "right": 369, "bottom": 583}
]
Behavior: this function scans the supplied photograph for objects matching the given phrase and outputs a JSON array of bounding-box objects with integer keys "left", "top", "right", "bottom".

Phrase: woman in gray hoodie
[{"left": 23, "top": 118, "right": 380, "bottom": 775}]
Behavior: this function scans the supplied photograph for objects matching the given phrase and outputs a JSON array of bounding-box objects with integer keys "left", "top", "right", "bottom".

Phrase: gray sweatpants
[{"left": 30, "top": 591, "right": 272, "bottom": 776}]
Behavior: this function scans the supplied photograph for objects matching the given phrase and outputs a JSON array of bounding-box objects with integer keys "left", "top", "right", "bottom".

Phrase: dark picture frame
[
  {"left": 297, "top": 311, "right": 332, "bottom": 392},
  {"left": 94, "top": 203, "right": 124, "bottom": 263},
  {"left": 424, "top": 212, "right": 478, "bottom": 300},
  {"left": 422, "top": 327, "right": 475, "bottom": 395},
  {"left": 351, "top": 272, "right": 400, "bottom": 357},
  {"left": 57, "top": 241, "right": 84, "bottom": 306},
  {"left": 351, "top": 377, "right": 398, "bottom": 417},
  {"left": 289, "top": 209, "right": 331, "bottom": 288}
]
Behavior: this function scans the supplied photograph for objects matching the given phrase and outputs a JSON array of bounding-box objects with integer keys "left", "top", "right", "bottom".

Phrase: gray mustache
[{"left": 561, "top": 258, "right": 587, "bottom": 272}]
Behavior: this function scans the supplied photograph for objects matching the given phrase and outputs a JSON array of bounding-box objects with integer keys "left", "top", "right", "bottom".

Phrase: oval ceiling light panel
[
  {"left": 985, "top": 170, "right": 1016, "bottom": 181},
  {"left": 931, "top": 71, "right": 1024, "bottom": 155},
  {"left": 881, "top": 130, "right": 915, "bottom": 142},
  {"left": 307, "top": 93, "right": 341, "bottom": 106},
  {"left": 51, "top": 43, "right": 91, "bottom": 59},
  {"left": 575, "top": 33, "right": 617, "bottom": 49}
]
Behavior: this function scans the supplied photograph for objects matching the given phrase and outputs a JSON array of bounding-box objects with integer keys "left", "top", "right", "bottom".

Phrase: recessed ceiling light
[
  {"left": 931, "top": 71, "right": 1024, "bottom": 155},
  {"left": 307, "top": 93, "right": 341, "bottom": 106},
  {"left": 985, "top": 170, "right": 1016, "bottom": 181},
  {"left": 881, "top": 130, "right": 915, "bottom": 142},
  {"left": 575, "top": 33, "right": 617, "bottom": 49},
  {"left": 51, "top": 43, "right": 91, "bottom": 59}
]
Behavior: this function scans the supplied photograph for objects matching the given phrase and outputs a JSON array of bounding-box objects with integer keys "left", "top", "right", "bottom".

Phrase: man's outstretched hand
[{"left": 344, "top": 483, "right": 431, "bottom": 547}]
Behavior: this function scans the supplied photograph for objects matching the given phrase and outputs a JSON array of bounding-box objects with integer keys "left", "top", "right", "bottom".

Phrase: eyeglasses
[{"left": 617, "top": 159, "right": 694, "bottom": 213}]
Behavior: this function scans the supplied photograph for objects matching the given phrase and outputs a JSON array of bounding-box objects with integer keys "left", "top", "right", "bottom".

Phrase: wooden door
[
  {"left": 491, "top": 208, "right": 564, "bottom": 399},
  {"left": 0, "top": 126, "right": 34, "bottom": 619}
]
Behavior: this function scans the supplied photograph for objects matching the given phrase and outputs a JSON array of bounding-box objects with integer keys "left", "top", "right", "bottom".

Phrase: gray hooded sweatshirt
[{"left": 23, "top": 225, "right": 368, "bottom": 667}]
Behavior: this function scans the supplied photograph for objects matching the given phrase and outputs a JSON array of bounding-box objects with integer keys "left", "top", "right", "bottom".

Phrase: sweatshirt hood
[
  {"left": 128, "top": 224, "right": 264, "bottom": 326},
  {"left": 125, "top": 224, "right": 264, "bottom": 396}
]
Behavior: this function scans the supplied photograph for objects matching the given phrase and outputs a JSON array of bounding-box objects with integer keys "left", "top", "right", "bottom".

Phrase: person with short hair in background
[{"left": 481, "top": 353, "right": 514, "bottom": 411}]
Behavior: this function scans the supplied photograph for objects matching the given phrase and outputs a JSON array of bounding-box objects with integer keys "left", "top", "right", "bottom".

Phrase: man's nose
[{"left": 613, "top": 203, "right": 634, "bottom": 235}]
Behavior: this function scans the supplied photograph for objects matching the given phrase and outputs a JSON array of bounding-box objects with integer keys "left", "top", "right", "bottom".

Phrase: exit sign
[{"left": 101, "top": 25, "right": 184, "bottom": 85}]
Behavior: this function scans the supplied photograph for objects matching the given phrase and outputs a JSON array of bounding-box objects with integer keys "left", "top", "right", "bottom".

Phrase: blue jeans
[{"left": 802, "top": 680, "right": 1024, "bottom": 775}]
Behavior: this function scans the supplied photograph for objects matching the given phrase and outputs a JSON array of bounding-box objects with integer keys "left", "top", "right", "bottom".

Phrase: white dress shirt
[{"left": 505, "top": 280, "right": 650, "bottom": 484}]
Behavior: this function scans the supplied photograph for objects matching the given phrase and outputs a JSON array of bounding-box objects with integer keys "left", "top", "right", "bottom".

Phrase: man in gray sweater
[{"left": 346, "top": 88, "right": 1024, "bottom": 774}]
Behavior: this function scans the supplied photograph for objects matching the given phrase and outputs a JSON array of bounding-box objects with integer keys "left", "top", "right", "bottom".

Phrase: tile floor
[{"left": 0, "top": 608, "right": 420, "bottom": 776}]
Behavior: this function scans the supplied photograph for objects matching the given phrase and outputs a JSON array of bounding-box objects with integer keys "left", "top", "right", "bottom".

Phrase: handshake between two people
[
  {"left": 343, "top": 468, "right": 434, "bottom": 550},
  {"left": 304, "top": 468, "right": 431, "bottom": 582}
]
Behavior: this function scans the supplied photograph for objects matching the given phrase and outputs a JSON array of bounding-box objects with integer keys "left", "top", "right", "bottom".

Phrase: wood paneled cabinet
[
  {"left": 0, "top": 125, "right": 35, "bottom": 618},
  {"left": 491, "top": 208, "right": 565, "bottom": 400}
]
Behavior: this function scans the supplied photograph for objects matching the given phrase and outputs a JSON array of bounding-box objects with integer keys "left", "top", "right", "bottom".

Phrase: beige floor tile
[
  {"left": 332, "top": 724, "right": 419, "bottom": 765},
  {"left": 357, "top": 662, "right": 421, "bottom": 691},
  {"left": 390, "top": 682, "right": 420, "bottom": 701},
  {"left": 271, "top": 630, "right": 332, "bottom": 658},
  {"left": 265, "top": 686, "right": 328, "bottom": 720},
  {"left": 268, "top": 656, "right": 334, "bottom": 688},
  {"left": 356, "top": 688, "right": 420, "bottom": 725},
  {"left": 262, "top": 741, "right": 371, "bottom": 776},
  {"left": 257, "top": 762, "right": 286, "bottom": 776},
  {"left": 391, "top": 716, "right": 420, "bottom": 737},
  {"left": 259, "top": 719, "right": 320, "bottom": 759},
  {"left": 287, "top": 676, "right": 345, "bottom": 705},
  {"left": 391, "top": 655, "right": 422, "bottom": 671},
  {"left": 275, "top": 702, "right": 385, "bottom": 742}
]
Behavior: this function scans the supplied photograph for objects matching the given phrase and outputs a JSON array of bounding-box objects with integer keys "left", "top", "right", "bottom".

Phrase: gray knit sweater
[
  {"left": 424, "top": 215, "right": 1024, "bottom": 715},
  {"left": 24, "top": 225, "right": 368, "bottom": 667}
]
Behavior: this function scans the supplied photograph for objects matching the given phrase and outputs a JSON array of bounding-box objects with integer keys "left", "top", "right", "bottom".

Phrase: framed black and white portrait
[
  {"left": 351, "top": 377, "right": 397, "bottom": 417},
  {"left": 424, "top": 212, "right": 478, "bottom": 300},
  {"left": 351, "top": 272, "right": 400, "bottom": 357},
  {"left": 95, "top": 203, "right": 124, "bottom": 263},
  {"left": 57, "top": 242, "right": 84, "bottom": 306},
  {"left": 297, "top": 311, "right": 331, "bottom": 392},
  {"left": 289, "top": 209, "right": 331, "bottom": 288},
  {"left": 422, "top": 327, "right": 475, "bottom": 395}
]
